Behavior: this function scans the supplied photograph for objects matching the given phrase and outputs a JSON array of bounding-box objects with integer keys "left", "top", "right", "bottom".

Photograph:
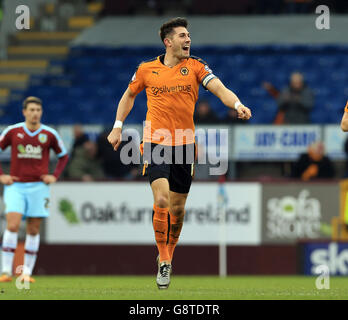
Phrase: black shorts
[{"left": 142, "top": 143, "right": 195, "bottom": 194}]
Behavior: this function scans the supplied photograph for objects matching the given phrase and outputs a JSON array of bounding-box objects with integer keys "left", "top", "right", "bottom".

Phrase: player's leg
[
  {"left": 167, "top": 143, "right": 195, "bottom": 262},
  {"left": 21, "top": 182, "right": 50, "bottom": 282},
  {"left": 151, "top": 178, "right": 170, "bottom": 264},
  {"left": 168, "top": 191, "right": 188, "bottom": 261},
  {"left": 144, "top": 143, "right": 171, "bottom": 263},
  {"left": 0, "top": 183, "right": 25, "bottom": 281},
  {"left": 144, "top": 143, "right": 172, "bottom": 289},
  {"left": 22, "top": 218, "right": 42, "bottom": 282},
  {"left": 150, "top": 178, "right": 174, "bottom": 289},
  {"left": 0, "top": 212, "right": 22, "bottom": 281}
]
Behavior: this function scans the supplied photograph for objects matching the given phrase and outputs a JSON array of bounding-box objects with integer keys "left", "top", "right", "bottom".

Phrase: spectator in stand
[
  {"left": 277, "top": 72, "right": 314, "bottom": 124},
  {"left": 70, "top": 124, "right": 89, "bottom": 159},
  {"left": 67, "top": 140, "right": 104, "bottom": 181},
  {"left": 194, "top": 99, "right": 220, "bottom": 124},
  {"left": 291, "top": 141, "right": 335, "bottom": 181}
]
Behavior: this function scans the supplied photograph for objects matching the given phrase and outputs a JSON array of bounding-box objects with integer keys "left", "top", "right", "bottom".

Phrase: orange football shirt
[
  {"left": 129, "top": 54, "right": 216, "bottom": 146},
  {"left": 345, "top": 101, "right": 348, "bottom": 113}
]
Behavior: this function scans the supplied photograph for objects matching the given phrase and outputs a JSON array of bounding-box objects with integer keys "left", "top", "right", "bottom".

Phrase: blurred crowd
[
  {"left": 102, "top": 0, "right": 348, "bottom": 16},
  {"left": 65, "top": 125, "right": 140, "bottom": 181}
]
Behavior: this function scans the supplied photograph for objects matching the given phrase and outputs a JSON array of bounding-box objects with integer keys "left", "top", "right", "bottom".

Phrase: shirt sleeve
[
  {"left": 50, "top": 130, "right": 68, "bottom": 158},
  {"left": 0, "top": 126, "right": 13, "bottom": 151},
  {"left": 194, "top": 58, "right": 218, "bottom": 90},
  {"left": 53, "top": 154, "right": 69, "bottom": 179},
  {"left": 345, "top": 101, "right": 348, "bottom": 113},
  {"left": 128, "top": 64, "right": 145, "bottom": 95}
]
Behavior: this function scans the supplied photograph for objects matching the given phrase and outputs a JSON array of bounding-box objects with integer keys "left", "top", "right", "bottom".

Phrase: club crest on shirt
[
  {"left": 38, "top": 133, "right": 47, "bottom": 144},
  {"left": 180, "top": 67, "right": 189, "bottom": 76}
]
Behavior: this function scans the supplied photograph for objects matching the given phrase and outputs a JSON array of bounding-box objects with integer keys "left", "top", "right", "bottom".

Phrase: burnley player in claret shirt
[{"left": 0, "top": 96, "right": 69, "bottom": 283}]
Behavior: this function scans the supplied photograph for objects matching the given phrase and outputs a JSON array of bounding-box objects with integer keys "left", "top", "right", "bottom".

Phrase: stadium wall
[
  {"left": 34, "top": 244, "right": 298, "bottom": 275},
  {"left": 0, "top": 180, "right": 340, "bottom": 275},
  {"left": 27, "top": 181, "right": 339, "bottom": 275},
  {"left": 72, "top": 15, "right": 348, "bottom": 47}
]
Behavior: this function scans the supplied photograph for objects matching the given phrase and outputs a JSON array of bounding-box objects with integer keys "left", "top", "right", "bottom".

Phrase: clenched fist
[
  {"left": 236, "top": 105, "right": 252, "bottom": 120},
  {"left": 107, "top": 128, "right": 122, "bottom": 151}
]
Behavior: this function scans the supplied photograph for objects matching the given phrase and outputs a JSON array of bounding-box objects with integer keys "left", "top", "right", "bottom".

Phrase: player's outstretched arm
[
  {"left": 107, "top": 87, "right": 137, "bottom": 151},
  {"left": 206, "top": 78, "right": 252, "bottom": 120}
]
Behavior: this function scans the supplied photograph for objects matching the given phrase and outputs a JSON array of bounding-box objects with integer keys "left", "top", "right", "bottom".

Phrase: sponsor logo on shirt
[
  {"left": 17, "top": 144, "right": 42, "bottom": 159},
  {"left": 151, "top": 84, "right": 191, "bottom": 96}
]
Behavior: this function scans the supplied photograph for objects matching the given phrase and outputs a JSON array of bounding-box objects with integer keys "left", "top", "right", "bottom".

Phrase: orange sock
[
  {"left": 153, "top": 205, "right": 170, "bottom": 263},
  {"left": 168, "top": 213, "right": 184, "bottom": 261}
]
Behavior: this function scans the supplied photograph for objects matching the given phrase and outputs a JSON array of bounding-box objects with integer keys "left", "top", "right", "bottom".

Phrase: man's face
[
  {"left": 23, "top": 102, "right": 42, "bottom": 124},
  {"left": 166, "top": 26, "right": 191, "bottom": 59},
  {"left": 290, "top": 73, "right": 304, "bottom": 91},
  {"left": 308, "top": 142, "right": 324, "bottom": 161}
]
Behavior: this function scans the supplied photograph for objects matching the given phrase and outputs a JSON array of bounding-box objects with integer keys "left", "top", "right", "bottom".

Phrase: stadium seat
[{"left": 4, "top": 45, "right": 348, "bottom": 124}]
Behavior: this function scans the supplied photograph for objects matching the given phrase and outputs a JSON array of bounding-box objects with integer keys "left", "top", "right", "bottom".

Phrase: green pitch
[{"left": 0, "top": 276, "right": 348, "bottom": 300}]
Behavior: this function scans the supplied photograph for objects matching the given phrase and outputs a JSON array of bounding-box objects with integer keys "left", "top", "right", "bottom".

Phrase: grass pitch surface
[{"left": 0, "top": 275, "right": 347, "bottom": 300}]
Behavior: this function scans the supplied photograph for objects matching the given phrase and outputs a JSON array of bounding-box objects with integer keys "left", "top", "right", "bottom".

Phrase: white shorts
[{"left": 4, "top": 182, "right": 50, "bottom": 218}]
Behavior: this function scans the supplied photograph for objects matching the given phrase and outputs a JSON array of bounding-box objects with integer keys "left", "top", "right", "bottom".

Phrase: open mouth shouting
[{"left": 182, "top": 45, "right": 190, "bottom": 54}]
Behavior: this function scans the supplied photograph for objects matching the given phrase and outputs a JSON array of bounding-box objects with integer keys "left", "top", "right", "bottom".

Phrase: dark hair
[
  {"left": 23, "top": 96, "right": 42, "bottom": 109},
  {"left": 159, "top": 17, "right": 188, "bottom": 43}
]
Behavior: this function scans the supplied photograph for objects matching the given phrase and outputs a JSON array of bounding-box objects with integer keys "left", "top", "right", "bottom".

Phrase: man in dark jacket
[
  {"left": 277, "top": 72, "right": 314, "bottom": 124},
  {"left": 292, "top": 141, "right": 335, "bottom": 181}
]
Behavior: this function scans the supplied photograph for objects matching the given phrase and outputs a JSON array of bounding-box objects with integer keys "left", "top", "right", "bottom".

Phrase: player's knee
[
  {"left": 155, "top": 194, "right": 169, "bottom": 208},
  {"left": 27, "top": 226, "right": 40, "bottom": 236},
  {"left": 170, "top": 205, "right": 185, "bottom": 219},
  {"left": 6, "top": 223, "right": 20, "bottom": 233},
  {"left": 27, "top": 230, "right": 39, "bottom": 236}
]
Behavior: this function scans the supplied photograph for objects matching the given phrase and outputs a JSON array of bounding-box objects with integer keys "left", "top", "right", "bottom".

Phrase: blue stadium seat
[{"left": 3, "top": 46, "right": 348, "bottom": 125}]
